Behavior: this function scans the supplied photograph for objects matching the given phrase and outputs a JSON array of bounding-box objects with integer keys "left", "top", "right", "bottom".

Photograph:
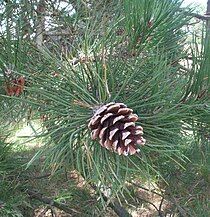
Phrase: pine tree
[{"left": 0, "top": 0, "right": 210, "bottom": 216}]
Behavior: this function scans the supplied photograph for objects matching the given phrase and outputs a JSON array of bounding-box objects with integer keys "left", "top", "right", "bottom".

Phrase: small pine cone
[{"left": 88, "top": 102, "right": 146, "bottom": 156}]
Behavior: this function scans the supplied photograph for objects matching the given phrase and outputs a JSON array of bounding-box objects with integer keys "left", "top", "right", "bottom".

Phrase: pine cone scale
[
  {"left": 101, "top": 113, "right": 114, "bottom": 124},
  {"left": 107, "top": 104, "right": 121, "bottom": 112},
  {"left": 122, "top": 131, "right": 130, "bottom": 140},
  {"left": 109, "top": 128, "right": 119, "bottom": 140},
  {"left": 124, "top": 139, "right": 132, "bottom": 146},
  {"left": 113, "top": 115, "right": 125, "bottom": 124},
  {"left": 99, "top": 127, "right": 108, "bottom": 139}
]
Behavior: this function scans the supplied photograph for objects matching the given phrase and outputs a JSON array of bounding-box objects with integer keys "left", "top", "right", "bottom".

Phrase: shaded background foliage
[{"left": 0, "top": 0, "right": 210, "bottom": 216}]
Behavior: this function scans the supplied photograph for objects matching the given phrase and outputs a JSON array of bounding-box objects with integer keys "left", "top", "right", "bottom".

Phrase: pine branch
[
  {"left": 27, "top": 186, "right": 131, "bottom": 217},
  {"left": 179, "top": 9, "right": 210, "bottom": 20},
  {"left": 26, "top": 189, "right": 80, "bottom": 215},
  {"left": 187, "top": 12, "right": 210, "bottom": 20},
  {"left": 91, "top": 184, "right": 132, "bottom": 217}
]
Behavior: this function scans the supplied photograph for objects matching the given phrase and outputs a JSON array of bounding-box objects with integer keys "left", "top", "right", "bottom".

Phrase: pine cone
[{"left": 88, "top": 102, "right": 146, "bottom": 156}]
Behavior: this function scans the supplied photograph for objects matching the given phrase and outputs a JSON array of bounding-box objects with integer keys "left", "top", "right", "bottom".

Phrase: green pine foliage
[{"left": 0, "top": 0, "right": 209, "bottom": 216}]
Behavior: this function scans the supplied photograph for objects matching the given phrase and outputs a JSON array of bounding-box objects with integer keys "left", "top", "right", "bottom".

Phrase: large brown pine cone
[{"left": 88, "top": 102, "right": 146, "bottom": 156}]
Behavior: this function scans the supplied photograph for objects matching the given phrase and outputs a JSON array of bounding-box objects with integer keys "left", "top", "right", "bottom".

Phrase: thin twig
[
  {"left": 50, "top": 207, "right": 55, "bottom": 217},
  {"left": 32, "top": 173, "right": 51, "bottom": 179},
  {"left": 180, "top": 10, "right": 210, "bottom": 20},
  {"left": 136, "top": 196, "right": 164, "bottom": 217},
  {"left": 37, "top": 206, "right": 49, "bottom": 217},
  {"left": 129, "top": 181, "right": 166, "bottom": 216},
  {"left": 158, "top": 197, "right": 164, "bottom": 217},
  {"left": 129, "top": 181, "right": 163, "bottom": 197}
]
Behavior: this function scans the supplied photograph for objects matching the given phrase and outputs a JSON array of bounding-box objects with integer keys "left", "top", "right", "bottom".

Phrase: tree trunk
[
  {"left": 21, "top": 0, "right": 31, "bottom": 40},
  {"left": 35, "top": 0, "right": 45, "bottom": 49},
  {"left": 207, "top": 0, "right": 210, "bottom": 33}
]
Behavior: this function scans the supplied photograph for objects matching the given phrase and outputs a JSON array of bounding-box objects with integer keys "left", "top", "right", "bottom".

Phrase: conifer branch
[
  {"left": 91, "top": 184, "right": 132, "bottom": 217},
  {"left": 26, "top": 189, "right": 81, "bottom": 215}
]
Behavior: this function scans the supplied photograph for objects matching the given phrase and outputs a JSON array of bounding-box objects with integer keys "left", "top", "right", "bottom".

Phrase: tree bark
[
  {"left": 35, "top": 0, "right": 45, "bottom": 49},
  {"left": 207, "top": 0, "right": 210, "bottom": 32},
  {"left": 21, "top": 0, "right": 31, "bottom": 40}
]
